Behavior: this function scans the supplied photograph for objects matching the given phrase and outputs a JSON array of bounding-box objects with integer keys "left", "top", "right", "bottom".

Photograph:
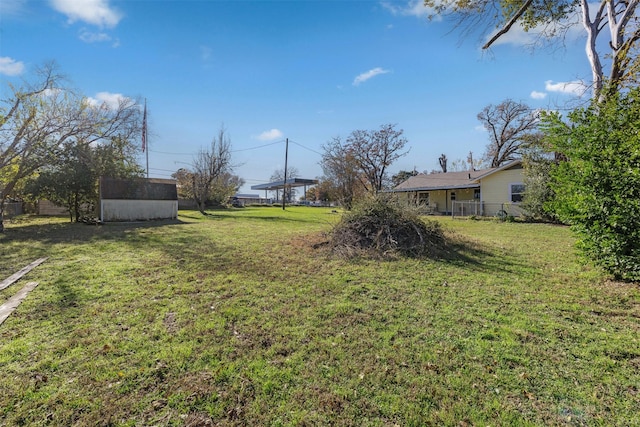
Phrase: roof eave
[{"left": 391, "top": 183, "right": 481, "bottom": 192}]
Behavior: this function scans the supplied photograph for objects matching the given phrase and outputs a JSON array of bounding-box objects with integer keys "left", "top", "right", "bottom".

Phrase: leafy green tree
[
  {"left": 0, "top": 62, "right": 141, "bottom": 228},
  {"left": 172, "top": 168, "right": 195, "bottom": 201},
  {"left": 210, "top": 172, "right": 245, "bottom": 206},
  {"left": 26, "top": 142, "right": 96, "bottom": 222},
  {"left": 543, "top": 88, "right": 640, "bottom": 281},
  {"left": 93, "top": 136, "right": 144, "bottom": 179},
  {"left": 391, "top": 170, "right": 418, "bottom": 187},
  {"left": 26, "top": 137, "right": 143, "bottom": 222},
  {"left": 520, "top": 148, "right": 557, "bottom": 222}
]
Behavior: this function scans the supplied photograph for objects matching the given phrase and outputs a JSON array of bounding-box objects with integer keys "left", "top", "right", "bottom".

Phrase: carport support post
[{"left": 282, "top": 138, "right": 288, "bottom": 211}]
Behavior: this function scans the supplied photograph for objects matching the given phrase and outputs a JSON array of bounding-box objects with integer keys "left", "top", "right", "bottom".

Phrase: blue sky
[{"left": 1, "top": 0, "right": 589, "bottom": 195}]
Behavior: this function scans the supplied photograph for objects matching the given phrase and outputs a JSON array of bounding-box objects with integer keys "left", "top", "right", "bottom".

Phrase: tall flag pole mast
[
  {"left": 282, "top": 137, "right": 288, "bottom": 210},
  {"left": 142, "top": 99, "right": 149, "bottom": 178}
]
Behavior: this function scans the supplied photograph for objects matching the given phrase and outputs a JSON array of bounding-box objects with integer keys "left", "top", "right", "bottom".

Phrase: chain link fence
[{"left": 451, "top": 201, "right": 525, "bottom": 219}]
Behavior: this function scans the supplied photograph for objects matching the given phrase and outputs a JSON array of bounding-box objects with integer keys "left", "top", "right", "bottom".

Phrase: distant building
[
  {"left": 230, "top": 193, "right": 272, "bottom": 206},
  {"left": 390, "top": 160, "right": 525, "bottom": 217}
]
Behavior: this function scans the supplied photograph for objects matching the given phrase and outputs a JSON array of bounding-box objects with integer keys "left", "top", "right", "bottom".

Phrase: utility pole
[{"left": 282, "top": 137, "right": 288, "bottom": 210}]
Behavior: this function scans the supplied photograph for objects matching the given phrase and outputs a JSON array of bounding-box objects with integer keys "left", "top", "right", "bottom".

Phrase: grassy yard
[{"left": 0, "top": 207, "right": 638, "bottom": 426}]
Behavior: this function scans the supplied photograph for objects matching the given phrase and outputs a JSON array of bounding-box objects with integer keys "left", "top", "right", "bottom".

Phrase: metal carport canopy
[{"left": 251, "top": 178, "right": 318, "bottom": 191}]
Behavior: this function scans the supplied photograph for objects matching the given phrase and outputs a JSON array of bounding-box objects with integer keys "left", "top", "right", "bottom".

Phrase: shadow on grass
[
  {"left": 438, "top": 235, "right": 529, "bottom": 275},
  {"left": 0, "top": 219, "right": 187, "bottom": 245},
  {"left": 180, "top": 208, "right": 329, "bottom": 225},
  {"left": 327, "top": 232, "right": 534, "bottom": 277}
]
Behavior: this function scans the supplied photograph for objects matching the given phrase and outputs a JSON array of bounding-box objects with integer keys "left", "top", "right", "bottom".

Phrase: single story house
[{"left": 391, "top": 160, "right": 525, "bottom": 217}]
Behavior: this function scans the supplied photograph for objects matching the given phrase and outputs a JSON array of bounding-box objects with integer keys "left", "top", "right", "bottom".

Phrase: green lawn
[{"left": 0, "top": 207, "right": 639, "bottom": 426}]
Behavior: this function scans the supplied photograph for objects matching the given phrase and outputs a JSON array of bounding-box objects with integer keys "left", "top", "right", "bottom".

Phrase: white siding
[{"left": 100, "top": 200, "right": 178, "bottom": 222}]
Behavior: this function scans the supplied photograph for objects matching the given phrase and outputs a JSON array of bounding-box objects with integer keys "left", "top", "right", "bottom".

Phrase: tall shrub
[{"left": 543, "top": 90, "right": 640, "bottom": 281}]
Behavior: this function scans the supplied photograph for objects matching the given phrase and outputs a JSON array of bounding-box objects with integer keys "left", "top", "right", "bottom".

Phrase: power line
[
  {"left": 149, "top": 140, "right": 284, "bottom": 157},
  {"left": 232, "top": 140, "right": 284, "bottom": 153},
  {"left": 149, "top": 167, "right": 177, "bottom": 173},
  {"left": 289, "top": 140, "right": 323, "bottom": 156},
  {"left": 150, "top": 149, "right": 193, "bottom": 156}
]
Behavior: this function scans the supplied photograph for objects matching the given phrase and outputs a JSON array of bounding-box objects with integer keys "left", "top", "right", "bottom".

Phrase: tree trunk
[
  {"left": 580, "top": 1, "right": 605, "bottom": 100},
  {"left": 74, "top": 192, "right": 81, "bottom": 222}
]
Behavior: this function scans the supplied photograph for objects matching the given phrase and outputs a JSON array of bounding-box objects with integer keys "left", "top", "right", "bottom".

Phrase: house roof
[
  {"left": 392, "top": 168, "right": 493, "bottom": 192},
  {"left": 471, "top": 159, "right": 522, "bottom": 181},
  {"left": 391, "top": 160, "right": 523, "bottom": 193}
]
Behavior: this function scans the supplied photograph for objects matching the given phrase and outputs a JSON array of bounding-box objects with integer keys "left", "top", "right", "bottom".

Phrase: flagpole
[{"left": 143, "top": 99, "right": 149, "bottom": 178}]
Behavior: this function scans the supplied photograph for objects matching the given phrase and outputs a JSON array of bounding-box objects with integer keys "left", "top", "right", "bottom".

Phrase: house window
[
  {"left": 418, "top": 192, "right": 429, "bottom": 205},
  {"left": 474, "top": 189, "right": 480, "bottom": 200},
  {"left": 510, "top": 183, "right": 525, "bottom": 203},
  {"left": 450, "top": 192, "right": 456, "bottom": 201}
]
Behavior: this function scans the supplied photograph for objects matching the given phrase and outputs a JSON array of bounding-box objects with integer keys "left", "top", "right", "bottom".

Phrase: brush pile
[{"left": 329, "top": 195, "right": 447, "bottom": 258}]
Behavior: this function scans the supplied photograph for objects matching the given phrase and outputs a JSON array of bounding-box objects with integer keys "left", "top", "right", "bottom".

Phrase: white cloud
[
  {"left": 41, "top": 88, "right": 64, "bottom": 98},
  {"left": 256, "top": 129, "right": 283, "bottom": 141},
  {"left": 530, "top": 91, "right": 547, "bottom": 100},
  {"left": 486, "top": 26, "right": 540, "bottom": 47},
  {"left": 353, "top": 67, "right": 390, "bottom": 86},
  {"left": 545, "top": 80, "right": 588, "bottom": 97},
  {"left": 381, "top": 0, "right": 435, "bottom": 19},
  {"left": 50, "top": 0, "right": 122, "bottom": 28},
  {"left": 79, "top": 29, "right": 111, "bottom": 43},
  {"left": 0, "top": 56, "right": 25, "bottom": 76},
  {"left": 86, "top": 92, "right": 129, "bottom": 109}
]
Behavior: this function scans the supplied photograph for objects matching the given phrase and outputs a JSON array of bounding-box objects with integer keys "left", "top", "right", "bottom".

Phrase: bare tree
[
  {"left": 478, "top": 99, "right": 539, "bottom": 167},
  {"left": 320, "top": 137, "right": 363, "bottom": 209},
  {"left": 346, "top": 123, "right": 409, "bottom": 193},
  {"left": 438, "top": 153, "right": 448, "bottom": 173},
  {"left": 0, "top": 62, "right": 140, "bottom": 230},
  {"left": 270, "top": 166, "right": 299, "bottom": 202},
  {"left": 191, "top": 126, "right": 233, "bottom": 214},
  {"left": 424, "top": 0, "right": 640, "bottom": 100}
]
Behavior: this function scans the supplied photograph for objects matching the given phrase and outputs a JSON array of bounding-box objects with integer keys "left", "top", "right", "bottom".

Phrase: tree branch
[{"left": 482, "top": 0, "right": 534, "bottom": 49}]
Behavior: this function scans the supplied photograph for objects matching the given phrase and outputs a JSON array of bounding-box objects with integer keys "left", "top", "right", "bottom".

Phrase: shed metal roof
[{"left": 251, "top": 178, "right": 318, "bottom": 191}]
